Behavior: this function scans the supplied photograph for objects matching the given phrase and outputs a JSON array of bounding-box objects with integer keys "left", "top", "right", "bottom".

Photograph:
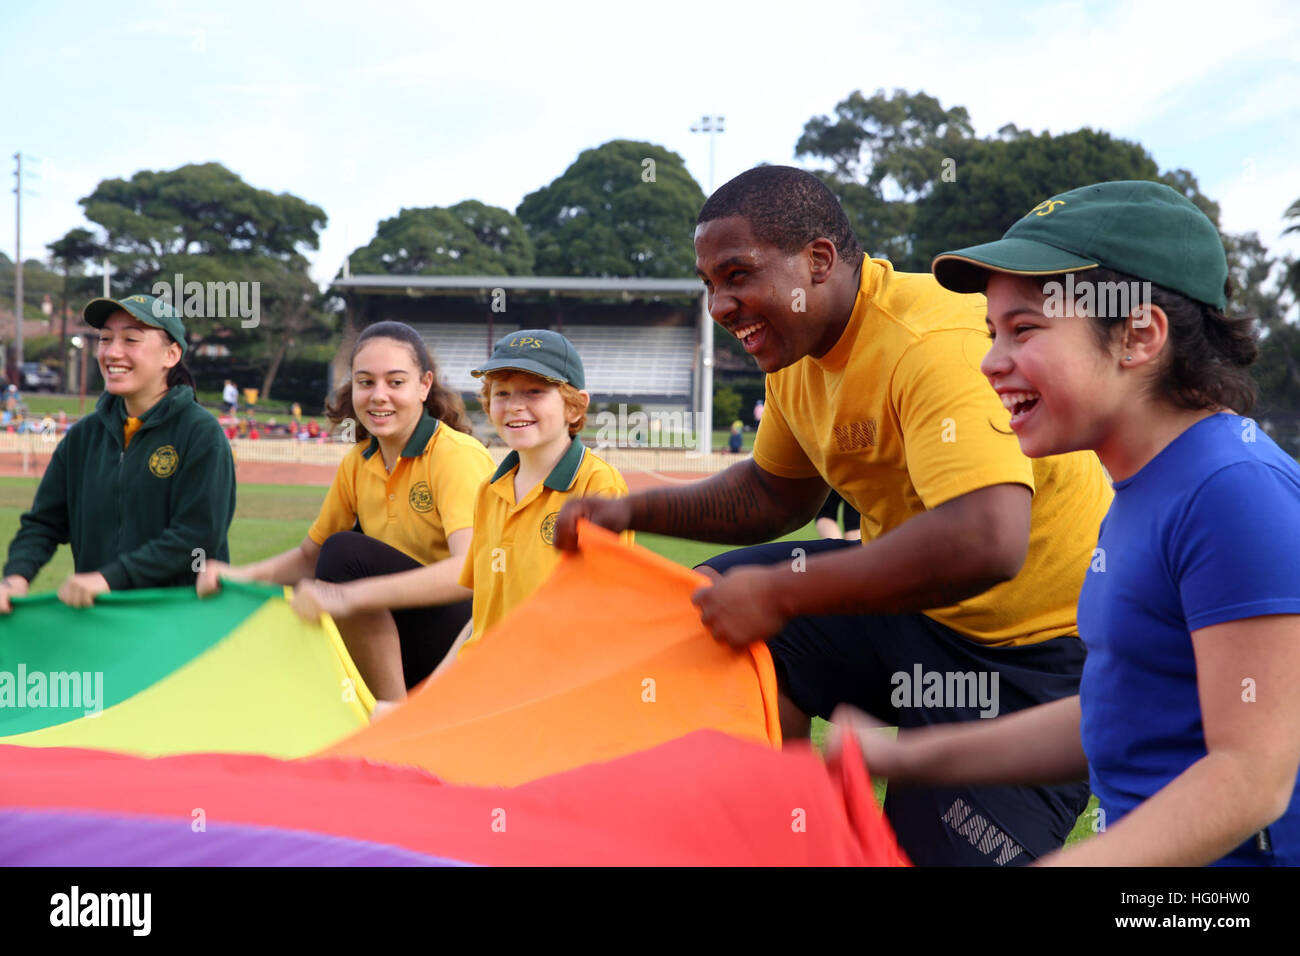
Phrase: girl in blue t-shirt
[{"left": 828, "top": 181, "right": 1300, "bottom": 866}]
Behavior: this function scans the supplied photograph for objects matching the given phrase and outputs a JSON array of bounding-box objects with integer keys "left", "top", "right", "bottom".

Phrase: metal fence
[{"left": 0, "top": 432, "right": 743, "bottom": 476}]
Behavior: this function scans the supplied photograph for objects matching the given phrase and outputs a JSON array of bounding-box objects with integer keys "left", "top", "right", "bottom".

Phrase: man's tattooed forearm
[{"left": 639, "top": 470, "right": 773, "bottom": 541}]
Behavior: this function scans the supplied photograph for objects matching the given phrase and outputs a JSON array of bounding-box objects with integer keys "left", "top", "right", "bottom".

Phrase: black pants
[
  {"left": 314, "top": 531, "right": 472, "bottom": 689},
  {"left": 700, "top": 538, "right": 1091, "bottom": 866}
]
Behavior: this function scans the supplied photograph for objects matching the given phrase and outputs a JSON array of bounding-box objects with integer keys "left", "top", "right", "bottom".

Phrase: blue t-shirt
[{"left": 1077, "top": 413, "right": 1300, "bottom": 866}]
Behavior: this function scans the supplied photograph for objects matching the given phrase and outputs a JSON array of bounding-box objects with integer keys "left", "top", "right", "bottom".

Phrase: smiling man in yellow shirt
[{"left": 557, "top": 166, "right": 1111, "bottom": 866}]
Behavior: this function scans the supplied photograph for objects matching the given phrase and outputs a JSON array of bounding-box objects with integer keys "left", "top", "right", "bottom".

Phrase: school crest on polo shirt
[
  {"left": 409, "top": 481, "right": 434, "bottom": 513},
  {"left": 540, "top": 512, "right": 558, "bottom": 545},
  {"left": 148, "top": 444, "right": 179, "bottom": 478}
]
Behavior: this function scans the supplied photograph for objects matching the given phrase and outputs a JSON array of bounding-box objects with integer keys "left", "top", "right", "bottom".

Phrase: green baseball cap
[
  {"left": 83, "top": 294, "right": 189, "bottom": 355},
  {"left": 471, "top": 329, "right": 585, "bottom": 389},
  {"left": 931, "top": 181, "right": 1228, "bottom": 310}
]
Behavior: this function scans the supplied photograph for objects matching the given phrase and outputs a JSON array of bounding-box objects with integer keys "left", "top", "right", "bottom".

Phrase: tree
[
  {"left": 82, "top": 163, "right": 325, "bottom": 297},
  {"left": 1286, "top": 196, "right": 1300, "bottom": 232},
  {"left": 796, "top": 88, "right": 974, "bottom": 198},
  {"left": 347, "top": 201, "right": 533, "bottom": 276},
  {"left": 796, "top": 92, "right": 1230, "bottom": 274},
  {"left": 814, "top": 173, "right": 917, "bottom": 263},
  {"left": 0, "top": 254, "right": 62, "bottom": 320},
  {"left": 78, "top": 163, "right": 329, "bottom": 398},
  {"left": 907, "top": 128, "right": 1165, "bottom": 271},
  {"left": 1253, "top": 319, "right": 1300, "bottom": 456},
  {"left": 1225, "top": 232, "right": 1286, "bottom": 327},
  {"left": 797, "top": 89, "right": 973, "bottom": 262},
  {"left": 451, "top": 201, "right": 535, "bottom": 274},
  {"left": 1160, "top": 168, "right": 1222, "bottom": 226},
  {"left": 712, "top": 385, "right": 742, "bottom": 432},
  {"left": 517, "top": 140, "right": 705, "bottom": 277},
  {"left": 1283, "top": 196, "right": 1300, "bottom": 300},
  {"left": 1233, "top": 226, "right": 1300, "bottom": 453},
  {"left": 47, "top": 228, "right": 101, "bottom": 390}
]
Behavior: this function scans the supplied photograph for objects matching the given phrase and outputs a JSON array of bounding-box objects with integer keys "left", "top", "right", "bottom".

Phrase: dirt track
[
  {"left": 0, "top": 453, "right": 706, "bottom": 492},
  {"left": 229, "top": 461, "right": 710, "bottom": 491}
]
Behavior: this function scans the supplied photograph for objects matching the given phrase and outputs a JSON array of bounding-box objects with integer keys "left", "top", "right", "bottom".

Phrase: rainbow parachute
[
  {"left": 0, "top": 581, "right": 371, "bottom": 755},
  {"left": 0, "top": 525, "right": 907, "bottom": 866}
]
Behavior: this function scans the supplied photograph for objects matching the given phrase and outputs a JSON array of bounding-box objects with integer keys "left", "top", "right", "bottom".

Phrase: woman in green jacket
[{"left": 0, "top": 294, "right": 236, "bottom": 613}]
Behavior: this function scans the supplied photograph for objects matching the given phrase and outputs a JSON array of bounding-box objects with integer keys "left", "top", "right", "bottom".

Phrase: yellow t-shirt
[
  {"left": 457, "top": 438, "right": 631, "bottom": 651},
  {"left": 308, "top": 414, "right": 494, "bottom": 565},
  {"left": 123, "top": 416, "right": 143, "bottom": 449},
  {"left": 754, "top": 258, "right": 1113, "bottom": 647}
]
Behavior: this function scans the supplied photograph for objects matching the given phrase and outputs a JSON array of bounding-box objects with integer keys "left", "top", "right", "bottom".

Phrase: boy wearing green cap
[
  {"left": 288, "top": 329, "right": 631, "bottom": 701},
  {"left": 0, "top": 294, "right": 236, "bottom": 613},
  {"left": 452, "top": 329, "right": 631, "bottom": 657},
  {"left": 832, "top": 181, "right": 1300, "bottom": 866}
]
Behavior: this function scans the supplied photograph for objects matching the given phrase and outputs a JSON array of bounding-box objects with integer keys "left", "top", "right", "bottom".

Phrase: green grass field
[
  {"left": 0, "top": 476, "right": 795, "bottom": 588},
  {"left": 7, "top": 392, "right": 90, "bottom": 417},
  {"left": 0, "top": 474, "right": 1096, "bottom": 847}
]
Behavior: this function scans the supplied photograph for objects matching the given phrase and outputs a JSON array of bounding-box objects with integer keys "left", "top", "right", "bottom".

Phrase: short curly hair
[
  {"left": 698, "top": 165, "right": 864, "bottom": 265},
  {"left": 480, "top": 371, "right": 588, "bottom": 437}
]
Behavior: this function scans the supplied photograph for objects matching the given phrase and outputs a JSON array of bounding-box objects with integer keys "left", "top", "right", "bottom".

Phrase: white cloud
[
  {"left": 7, "top": 0, "right": 1300, "bottom": 288},
  {"left": 1223, "top": 69, "right": 1300, "bottom": 128},
  {"left": 1215, "top": 151, "right": 1300, "bottom": 256}
]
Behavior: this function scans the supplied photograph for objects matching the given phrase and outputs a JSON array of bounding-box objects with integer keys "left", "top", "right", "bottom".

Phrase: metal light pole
[
  {"left": 689, "top": 115, "right": 726, "bottom": 194},
  {"left": 13, "top": 152, "right": 22, "bottom": 370},
  {"left": 689, "top": 116, "right": 725, "bottom": 455},
  {"left": 71, "top": 335, "right": 87, "bottom": 414}
]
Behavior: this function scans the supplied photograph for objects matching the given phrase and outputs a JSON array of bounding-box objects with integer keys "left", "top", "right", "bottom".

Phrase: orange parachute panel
[{"left": 324, "top": 521, "right": 781, "bottom": 785}]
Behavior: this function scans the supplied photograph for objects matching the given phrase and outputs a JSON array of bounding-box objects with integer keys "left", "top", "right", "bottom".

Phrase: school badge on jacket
[{"left": 149, "top": 444, "right": 179, "bottom": 478}]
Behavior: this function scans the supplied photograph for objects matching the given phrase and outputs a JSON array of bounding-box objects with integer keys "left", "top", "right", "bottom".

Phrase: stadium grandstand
[{"left": 330, "top": 275, "right": 715, "bottom": 453}]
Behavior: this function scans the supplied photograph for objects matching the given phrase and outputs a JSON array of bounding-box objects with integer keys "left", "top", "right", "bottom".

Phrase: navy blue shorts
[{"left": 700, "top": 538, "right": 1091, "bottom": 866}]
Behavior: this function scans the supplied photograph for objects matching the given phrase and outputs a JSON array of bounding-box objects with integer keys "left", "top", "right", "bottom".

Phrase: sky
[{"left": 3, "top": 0, "right": 1299, "bottom": 288}]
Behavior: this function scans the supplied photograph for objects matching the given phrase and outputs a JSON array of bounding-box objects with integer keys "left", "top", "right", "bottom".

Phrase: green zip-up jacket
[{"left": 4, "top": 385, "right": 236, "bottom": 590}]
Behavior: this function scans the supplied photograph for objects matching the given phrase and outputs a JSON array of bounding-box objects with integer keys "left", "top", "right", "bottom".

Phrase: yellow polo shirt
[
  {"left": 458, "top": 438, "right": 631, "bottom": 651},
  {"left": 308, "top": 413, "right": 494, "bottom": 565},
  {"left": 754, "top": 257, "right": 1113, "bottom": 647}
]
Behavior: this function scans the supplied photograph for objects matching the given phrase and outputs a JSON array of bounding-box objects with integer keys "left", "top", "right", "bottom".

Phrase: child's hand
[
  {"left": 825, "top": 705, "right": 905, "bottom": 781},
  {"left": 195, "top": 559, "right": 241, "bottom": 597},
  {"left": 0, "top": 574, "right": 29, "bottom": 615},
  {"left": 690, "top": 565, "right": 788, "bottom": 648},
  {"left": 290, "top": 578, "right": 354, "bottom": 622},
  {"left": 58, "top": 572, "right": 110, "bottom": 609}
]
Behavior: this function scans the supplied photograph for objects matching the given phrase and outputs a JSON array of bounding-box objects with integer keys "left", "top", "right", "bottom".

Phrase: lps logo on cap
[
  {"left": 1026, "top": 200, "right": 1066, "bottom": 217},
  {"left": 508, "top": 336, "right": 544, "bottom": 349}
]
